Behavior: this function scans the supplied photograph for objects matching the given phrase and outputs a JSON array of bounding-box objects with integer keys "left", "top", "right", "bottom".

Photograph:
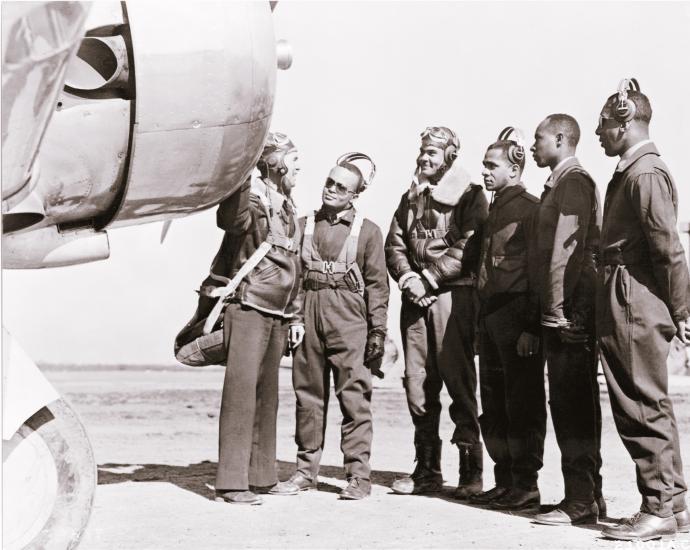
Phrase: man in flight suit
[
  {"left": 595, "top": 80, "right": 689, "bottom": 541},
  {"left": 469, "top": 129, "right": 546, "bottom": 512},
  {"left": 385, "top": 127, "right": 489, "bottom": 498},
  {"left": 212, "top": 132, "right": 302, "bottom": 505},
  {"left": 271, "top": 154, "right": 389, "bottom": 500},
  {"left": 528, "top": 114, "right": 605, "bottom": 526}
]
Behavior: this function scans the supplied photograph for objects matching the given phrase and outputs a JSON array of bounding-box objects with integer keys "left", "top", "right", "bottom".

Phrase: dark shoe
[
  {"left": 469, "top": 485, "right": 510, "bottom": 505},
  {"left": 454, "top": 443, "right": 483, "bottom": 500},
  {"left": 675, "top": 509, "right": 690, "bottom": 534},
  {"left": 215, "top": 490, "right": 263, "bottom": 505},
  {"left": 534, "top": 500, "right": 598, "bottom": 526},
  {"left": 491, "top": 487, "right": 540, "bottom": 512},
  {"left": 340, "top": 478, "right": 371, "bottom": 500},
  {"left": 391, "top": 439, "right": 443, "bottom": 495},
  {"left": 596, "top": 494, "right": 607, "bottom": 519},
  {"left": 602, "top": 512, "right": 677, "bottom": 541}
]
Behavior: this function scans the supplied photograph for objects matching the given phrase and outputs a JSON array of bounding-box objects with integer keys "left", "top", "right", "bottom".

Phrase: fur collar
[{"left": 407, "top": 161, "right": 473, "bottom": 206}]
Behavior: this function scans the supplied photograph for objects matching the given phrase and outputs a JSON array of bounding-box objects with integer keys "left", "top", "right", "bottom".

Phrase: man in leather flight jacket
[
  {"left": 212, "top": 132, "right": 302, "bottom": 506},
  {"left": 385, "top": 126, "right": 488, "bottom": 498}
]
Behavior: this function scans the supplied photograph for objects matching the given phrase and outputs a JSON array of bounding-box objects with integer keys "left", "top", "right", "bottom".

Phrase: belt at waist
[
  {"left": 411, "top": 229, "right": 447, "bottom": 239},
  {"left": 304, "top": 278, "right": 351, "bottom": 291},
  {"left": 602, "top": 248, "right": 650, "bottom": 266}
]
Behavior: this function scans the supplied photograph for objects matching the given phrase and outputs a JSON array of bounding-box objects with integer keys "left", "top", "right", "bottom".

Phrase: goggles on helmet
[
  {"left": 265, "top": 131, "right": 294, "bottom": 150},
  {"left": 420, "top": 126, "right": 460, "bottom": 152}
]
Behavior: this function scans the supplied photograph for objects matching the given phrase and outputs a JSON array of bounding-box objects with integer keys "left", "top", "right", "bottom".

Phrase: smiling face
[
  {"left": 416, "top": 144, "right": 446, "bottom": 181},
  {"left": 281, "top": 150, "right": 300, "bottom": 192},
  {"left": 530, "top": 121, "right": 559, "bottom": 168},
  {"left": 322, "top": 166, "right": 360, "bottom": 210},
  {"left": 482, "top": 146, "right": 516, "bottom": 193}
]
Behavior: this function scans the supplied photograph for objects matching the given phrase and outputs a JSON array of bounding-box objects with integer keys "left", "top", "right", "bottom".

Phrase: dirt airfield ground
[{"left": 44, "top": 362, "right": 690, "bottom": 550}]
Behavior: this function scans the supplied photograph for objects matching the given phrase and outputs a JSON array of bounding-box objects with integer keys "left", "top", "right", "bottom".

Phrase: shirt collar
[
  {"left": 493, "top": 183, "right": 525, "bottom": 208},
  {"left": 546, "top": 156, "right": 578, "bottom": 188},
  {"left": 316, "top": 206, "right": 355, "bottom": 225},
  {"left": 616, "top": 139, "right": 654, "bottom": 172}
]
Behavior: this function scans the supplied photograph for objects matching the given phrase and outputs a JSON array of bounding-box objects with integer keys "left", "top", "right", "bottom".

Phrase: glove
[
  {"left": 364, "top": 332, "right": 385, "bottom": 364},
  {"left": 364, "top": 332, "right": 386, "bottom": 378},
  {"left": 367, "top": 357, "right": 385, "bottom": 379}
]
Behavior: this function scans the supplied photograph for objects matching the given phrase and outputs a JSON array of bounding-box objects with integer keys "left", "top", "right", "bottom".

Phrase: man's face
[
  {"left": 282, "top": 151, "right": 300, "bottom": 192},
  {"left": 530, "top": 121, "right": 559, "bottom": 168},
  {"left": 595, "top": 106, "right": 626, "bottom": 157},
  {"left": 416, "top": 144, "right": 446, "bottom": 180},
  {"left": 322, "top": 167, "right": 360, "bottom": 210},
  {"left": 482, "top": 147, "right": 515, "bottom": 192}
]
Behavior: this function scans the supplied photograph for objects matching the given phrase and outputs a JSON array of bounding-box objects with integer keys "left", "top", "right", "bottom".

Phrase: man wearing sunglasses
[
  {"left": 385, "top": 126, "right": 489, "bottom": 498},
  {"left": 594, "top": 82, "right": 689, "bottom": 542},
  {"left": 529, "top": 114, "right": 605, "bottom": 526},
  {"left": 271, "top": 155, "right": 389, "bottom": 500}
]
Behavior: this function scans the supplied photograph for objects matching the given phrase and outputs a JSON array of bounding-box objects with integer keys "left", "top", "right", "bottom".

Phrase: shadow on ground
[
  {"left": 97, "top": 461, "right": 409, "bottom": 500},
  {"left": 97, "top": 461, "right": 616, "bottom": 535}
]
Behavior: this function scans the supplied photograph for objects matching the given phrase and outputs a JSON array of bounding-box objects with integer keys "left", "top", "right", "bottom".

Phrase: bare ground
[{"left": 44, "top": 365, "right": 690, "bottom": 550}]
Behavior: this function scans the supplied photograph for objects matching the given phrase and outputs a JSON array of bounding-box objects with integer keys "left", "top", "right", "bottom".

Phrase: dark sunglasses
[
  {"left": 324, "top": 178, "right": 355, "bottom": 196},
  {"left": 597, "top": 115, "right": 620, "bottom": 131}
]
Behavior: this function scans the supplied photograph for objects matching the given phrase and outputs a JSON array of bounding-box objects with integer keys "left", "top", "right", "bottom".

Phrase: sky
[{"left": 3, "top": 1, "right": 690, "bottom": 365}]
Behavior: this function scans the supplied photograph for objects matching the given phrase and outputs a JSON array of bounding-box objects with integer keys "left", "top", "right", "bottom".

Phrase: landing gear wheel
[{"left": 3, "top": 398, "right": 96, "bottom": 550}]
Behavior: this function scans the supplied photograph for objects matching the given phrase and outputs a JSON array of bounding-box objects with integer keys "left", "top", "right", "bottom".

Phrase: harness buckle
[{"left": 322, "top": 261, "right": 335, "bottom": 274}]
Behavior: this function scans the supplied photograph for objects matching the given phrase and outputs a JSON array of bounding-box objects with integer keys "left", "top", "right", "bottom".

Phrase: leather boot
[
  {"left": 601, "top": 512, "right": 677, "bottom": 541},
  {"left": 454, "top": 443, "right": 483, "bottom": 500},
  {"left": 391, "top": 439, "right": 443, "bottom": 495}
]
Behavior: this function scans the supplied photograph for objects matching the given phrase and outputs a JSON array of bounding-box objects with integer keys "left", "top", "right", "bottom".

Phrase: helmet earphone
[
  {"left": 336, "top": 152, "right": 376, "bottom": 193},
  {"left": 497, "top": 126, "right": 525, "bottom": 165},
  {"left": 259, "top": 131, "right": 296, "bottom": 177},
  {"left": 613, "top": 78, "right": 640, "bottom": 123},
  {"left": 420, "top": 126, "right": 460, "bottom": 166}
]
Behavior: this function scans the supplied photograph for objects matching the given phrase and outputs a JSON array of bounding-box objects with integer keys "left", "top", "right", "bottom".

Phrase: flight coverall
[
  {"left": 213, "top": 178, "right": 301, "bottom": 492},
  {"left": 292, "top": 207, "right": 389, "bottom": 483},
  {"left": 597, "top": 142, "right": 688, "bottom": 517},
  {"left": 477, "top": 184, "right": 546, "bottom": 492},
  {"left": 385, "top": 163, "right": 488, "bottom": 456},
  {"left": 536, "top": 158, "right": 604, "bottom": 504}
]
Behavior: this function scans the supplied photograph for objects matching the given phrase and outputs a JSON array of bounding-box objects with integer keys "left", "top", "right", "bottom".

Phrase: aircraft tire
[{"left": 3, "top": 398, "right": 96, "bottom": 550}]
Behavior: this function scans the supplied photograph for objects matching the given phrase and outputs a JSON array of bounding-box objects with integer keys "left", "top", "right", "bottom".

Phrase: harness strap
[
  {"left": 304, "top": 259, "right": 349, "bottom": 274},
  {"left": 266, "top": 233, "right": 297, "bottom": 252},
  {"left": 301, "top": 212, "right": 363, "bottom": 275},
  {"left": 201, "top": 241, "right": 273, "bottom": 335},
  {"left": 345, "top": 214, "right": 363, "bottom": 266}
]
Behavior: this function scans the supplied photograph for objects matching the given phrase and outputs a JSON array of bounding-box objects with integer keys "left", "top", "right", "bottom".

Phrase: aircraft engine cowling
[{"left": 3, "top": 1, "right": 286, "bottom": 267}]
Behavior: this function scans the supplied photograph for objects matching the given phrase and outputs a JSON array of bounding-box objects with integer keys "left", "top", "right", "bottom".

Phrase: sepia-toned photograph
[{"left": 2, "top": 1, "right": 690, "bottom": 548}]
